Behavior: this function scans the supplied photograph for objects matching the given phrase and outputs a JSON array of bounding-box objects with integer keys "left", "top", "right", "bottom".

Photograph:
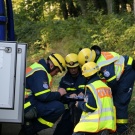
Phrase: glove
[{"left": 24, "top": 107, "right": 37, "bottom": 120}]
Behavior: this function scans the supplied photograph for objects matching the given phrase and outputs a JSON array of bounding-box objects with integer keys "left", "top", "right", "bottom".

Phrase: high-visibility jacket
[
  {"left": 97, "top": 52, "right": 133, "bottom": 81},
  {"left": 97, "top": 52, "right": 125, "bottom": 81},
  {"left": 74, "top": 80, "right": 116, "bottom": 133},
  {"left": 24, "top": 62, "right": 52, "bottom": 106}
]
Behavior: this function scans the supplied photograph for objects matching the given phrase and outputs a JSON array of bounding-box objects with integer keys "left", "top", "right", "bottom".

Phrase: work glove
[{"left": 24, "top": 107, "right": 37, "bottom": 120}]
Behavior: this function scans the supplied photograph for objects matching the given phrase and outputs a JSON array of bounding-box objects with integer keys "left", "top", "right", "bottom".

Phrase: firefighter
[
  {"left": 77, "top": 46, "right": 135, "bottom": 134},
  {"left": 73, "top": 62, "right": 116, "bottom": 135},
  {"left": 53, "top": 53, "right": 86, "bottom": 135},
  {"left": 18, "top": 53, "right": 67, "bottom": 135}
]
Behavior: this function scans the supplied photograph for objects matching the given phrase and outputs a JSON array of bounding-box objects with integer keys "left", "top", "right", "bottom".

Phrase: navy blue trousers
[{"left": 113, "top": 65, "right": 135, "bottom": 133}]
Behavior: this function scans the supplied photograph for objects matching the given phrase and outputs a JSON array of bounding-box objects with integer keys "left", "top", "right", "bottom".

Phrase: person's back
[
  {"left": 53, "top": 53, "right": 86, "bottom": 135},
  {"left": 19, "top": 53, "right": 67, "bottom": 135},
  {"left": 73, "top": 62, "right": 116, "bottom": 135},
  {"left": 78, "top": 46, "right": 135, "bottom": 134}
]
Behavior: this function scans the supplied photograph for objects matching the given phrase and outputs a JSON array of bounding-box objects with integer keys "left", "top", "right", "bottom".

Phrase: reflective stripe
[
  {"left": 106, "top": 75, "right": 116, "bottom": 82},
  {"left": 78, "top": 85, "right": 85, "bottom": 88},
  {"left": 127, "top": 57, "right": 133, "bottom": 65},
  {"left": 66, "top": 88, "right": 76, "bottom": 91},
  {"left": 81, "top": 116, "right": 114, "bottom": 122},
  {"left": 26, "top": 67, "right": 45, "bottom": 77},
  {"left": 35, "top": 89, "right": 51, "bottom": 96},
  {"left": 38, "top": 117, "right": 54, "bottom": 127},
  {"left": 116, "top": 119, "right": 128, "bottom": 124},
  {"left": 88, "top": 51, "right": 94, "bottom": 62},
  {"left": 24, "top": 102, "right": 31, "bottom": 109},
  {"left": 81, "top": 108, "right": 114, "bottom": 120},
  {"left": 98, "top": 57, "right": 119, "bottom": 69},
  {"left": 114, "top": 56, "right": 125, "bottom": 80},
  {"left": 88, "top": 84, "right": 102, "bottom": 110},
  {"left": 85, "top": 103, "right": 96, "bottom": 111}
]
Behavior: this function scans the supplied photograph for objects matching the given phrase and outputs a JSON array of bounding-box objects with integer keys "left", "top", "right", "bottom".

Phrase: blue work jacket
[
  {"left": 25, "top": 58, "right": 61, "bottom": 103},
  {"left": 59, "top": 69, "right": 86, "bottom": 95}
]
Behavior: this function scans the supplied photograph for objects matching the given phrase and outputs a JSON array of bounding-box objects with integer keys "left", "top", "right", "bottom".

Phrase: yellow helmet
[
  {"left": 65, "top": 53, "right": 79, "bottom": 68},
  {"left": 82, "top": 62, "right": 99, "bottom": 77},
  {"left": 48, "top": 53, "right": 66, "bottom": 72},
  {"left": 78, "top": 48, "right": 96, "bottom": 66}
]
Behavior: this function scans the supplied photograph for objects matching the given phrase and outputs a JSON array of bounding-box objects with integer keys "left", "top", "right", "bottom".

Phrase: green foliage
[{"left": 14, "top": 9, "right": 135, "bottom": 59}]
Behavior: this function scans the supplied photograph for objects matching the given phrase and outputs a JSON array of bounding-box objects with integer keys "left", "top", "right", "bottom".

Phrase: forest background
[{"left": 12, "top": 0, "right": 135, "bottom": 134}]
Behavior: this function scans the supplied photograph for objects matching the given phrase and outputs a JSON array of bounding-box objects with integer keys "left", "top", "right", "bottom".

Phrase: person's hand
[
  {"left": 75, "top": 101, "right": 78, "bottom": 107},
  {"left": 78, "top": 92, "right": 84, "bottom": 97},
  {"left": 58, "top": 88, "right": 67, "bottom": 96},
  {"left": 69, "top": 93, "right": 77, "bottom": 98}
]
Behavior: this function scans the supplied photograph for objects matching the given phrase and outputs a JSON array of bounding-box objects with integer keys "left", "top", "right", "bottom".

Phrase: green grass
[{"left": 127, "top": 86, "right": 135, "bottom": 134}]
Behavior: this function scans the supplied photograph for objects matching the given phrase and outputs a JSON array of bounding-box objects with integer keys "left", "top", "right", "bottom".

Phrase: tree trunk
[
  {"left": 77, "top": 0, "right": 87, "bottom": 16},
  {"left": 113, "top": 0, "right": 120, "bottom": 13},
  {"left": 133, "top": 0, "right": 135, "bottom": 16},
  {"left": 67, "top": 0, "right": 78, "bottom": 17},
  {"left": 60, "top": 0, "right": 68, "bottom": 19},
  {"left": 106, "top": 0, "right": 113, "bottom": 14}
]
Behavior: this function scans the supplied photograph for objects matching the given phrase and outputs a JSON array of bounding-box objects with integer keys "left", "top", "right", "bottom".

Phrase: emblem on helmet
[
  {"left": 69, "top": 61, "right": 74, "bottom": 66},
  {"left": 85, "top": 56, "right": 89, "bottom": 59},
  {"left": 83, "top": 67, "right": 86, "bottom": 70}
]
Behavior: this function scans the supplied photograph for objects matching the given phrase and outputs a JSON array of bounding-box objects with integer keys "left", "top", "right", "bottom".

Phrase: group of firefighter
[{"left": 18, "top": 45, "right": 135, "bottom": 135}]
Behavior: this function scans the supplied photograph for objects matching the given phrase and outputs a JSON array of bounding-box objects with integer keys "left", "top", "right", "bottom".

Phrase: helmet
[
  {"left": 48, "top": 53, "right": 66, "bottom": 72},
  {"left": 65, "top": 53, "right": 79, "bottom": 68},
  {"left": 78, "top": 48, "right": 96, "bottom": 66},
  {"left": 90, "top": 45, "right": 101, "bottom": 56},
  {"left": 82, "top": 62, "right": 99, "bottom": 77}
]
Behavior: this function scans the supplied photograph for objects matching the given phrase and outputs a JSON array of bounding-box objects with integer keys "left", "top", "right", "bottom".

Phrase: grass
[{"left": 127, "top": 86, "right": 135, "bottom": 135}]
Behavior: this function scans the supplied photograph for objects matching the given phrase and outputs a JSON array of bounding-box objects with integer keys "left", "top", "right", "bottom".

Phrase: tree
[
  {"left": 133, "top": 0, "right": 135, "bottom": 16},
  {"left": 106, "top": 0, "right": 113, "bottom": 14}
]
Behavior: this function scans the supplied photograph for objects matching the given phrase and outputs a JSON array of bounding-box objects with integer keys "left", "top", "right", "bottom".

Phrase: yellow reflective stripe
[
  {"left": 24, "top": 102, "right": 31, "bottom": 109},
  {"left": 78, "top": 85, "right": 85, "bottom": 88},
  {"left": 106, "top": 75, "right": 116, "bottom": 82},
  {"left": 35, "top": 89, "right": 51, "bottom": 96},
  {"left": 67, "top": 88, "right": 76, "bottom": 91},
  {"left": 85, "top": 103, "right": 96, "bottom": 111},
  {"left": 127, "top": 57, "right": 133, "bottom": 65},
  {"left": 38, "top": 117, "right": 54, "bottom": 127},
  {"left": 116, "top": 119, "right": 128, "bottom": 124}
]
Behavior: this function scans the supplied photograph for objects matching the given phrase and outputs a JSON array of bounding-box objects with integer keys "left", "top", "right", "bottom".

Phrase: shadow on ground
[{"left": 1, "top": 121, "right": 57, "bottom": 135}]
